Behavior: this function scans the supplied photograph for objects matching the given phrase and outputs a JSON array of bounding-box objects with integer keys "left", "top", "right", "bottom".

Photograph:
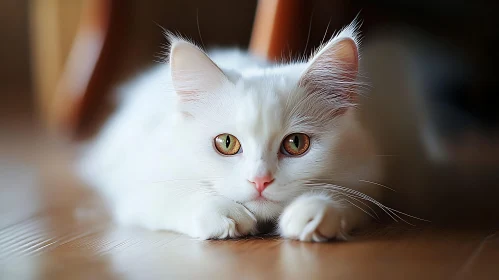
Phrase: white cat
[{"left": 78, "top": 21, "right": 383, "bottom": 242}]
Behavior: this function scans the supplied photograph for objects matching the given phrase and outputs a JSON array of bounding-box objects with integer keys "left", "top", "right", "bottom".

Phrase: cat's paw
[
  {"left": 191, "top": 198, "right": 258, "bottom": 240},
  {"left": 279, "top": 195, "right": 344, "bottom": 242}
]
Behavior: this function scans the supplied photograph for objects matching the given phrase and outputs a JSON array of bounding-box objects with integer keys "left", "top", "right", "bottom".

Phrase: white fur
[{"left": 78, "top": 21, "right": 383, "bottom": 241}]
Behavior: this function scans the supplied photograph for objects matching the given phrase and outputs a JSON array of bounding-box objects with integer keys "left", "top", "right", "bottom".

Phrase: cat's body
[{"left": 79, "top": 23, "right": 383, "bottom": 241}]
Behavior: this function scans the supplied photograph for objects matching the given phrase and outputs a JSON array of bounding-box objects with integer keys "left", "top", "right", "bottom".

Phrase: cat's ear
[
  {"left": 300, "top": 23, "right": 360, "bottom": 107},
  {"left": 169, "top": 37, "right": 227, "bottom": 100}
]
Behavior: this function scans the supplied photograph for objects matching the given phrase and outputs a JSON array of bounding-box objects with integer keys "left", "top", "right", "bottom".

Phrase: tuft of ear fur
[
  {"left": 300, "top": 20, "right": 362, "bottom": 108},
  {"left": 165, "top": 32, "right": 228, "bottom": 101}
]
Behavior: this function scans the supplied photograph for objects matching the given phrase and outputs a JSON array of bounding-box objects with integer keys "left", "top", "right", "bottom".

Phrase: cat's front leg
[
  {"left": 116, "top": 188, "right": 257, "bottom": 240},
  {"left": 279, "top": 193, "right": 368, "bottom": 242},
  {"left": 189, "top": 196, "right": 258, "bottom": 240}
]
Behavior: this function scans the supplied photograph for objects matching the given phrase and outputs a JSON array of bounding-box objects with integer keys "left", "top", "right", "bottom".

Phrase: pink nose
[{"left": 249, "top": 175, "right": 274, "bottom": 193}]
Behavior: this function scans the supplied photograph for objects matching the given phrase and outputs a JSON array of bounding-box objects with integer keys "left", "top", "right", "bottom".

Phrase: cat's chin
[{"left": 243, "top": 199, "right": 284, "bottom": 221}]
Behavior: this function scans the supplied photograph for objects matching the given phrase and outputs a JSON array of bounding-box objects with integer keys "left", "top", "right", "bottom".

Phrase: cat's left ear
[
  {"left": 169, "top": 38, "right": 228, "bottom": 100},
  {"left": 300, "top": 24, "right": 360, "bottom": 106}
]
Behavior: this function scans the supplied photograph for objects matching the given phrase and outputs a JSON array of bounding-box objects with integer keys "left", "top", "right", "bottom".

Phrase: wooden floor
[{"left": 1, "top": 94, "right": 499, "bottom": 279}]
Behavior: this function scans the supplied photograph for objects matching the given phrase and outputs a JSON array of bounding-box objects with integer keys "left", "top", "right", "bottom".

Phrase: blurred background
[{"left": 0, "top": 0, "right": 498, "bottom": 227}]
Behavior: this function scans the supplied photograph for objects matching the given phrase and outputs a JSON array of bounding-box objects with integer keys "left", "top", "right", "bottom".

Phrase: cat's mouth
[
  {"left": 238, "top": 192, "right": 280, "bottom": 204},
  {"left": 250, "top": 195, "right": 278, "bottom": 204},
  {"left": 255, "top": 196, "right": 271, "bottom": 202}
]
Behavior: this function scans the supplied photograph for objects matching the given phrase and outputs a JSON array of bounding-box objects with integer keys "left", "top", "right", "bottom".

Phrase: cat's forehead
[
  {"left": 232, "top": 75, "right": 298, "bottom": 138},
  {"left": 238, "top": 85, "right": 280, "bottom": 119},
  {"left": 213, "top": 65, "right": 309, "bottom": 143}
]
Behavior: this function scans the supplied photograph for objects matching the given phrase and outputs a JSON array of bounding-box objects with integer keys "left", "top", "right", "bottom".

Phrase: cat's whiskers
[
  {"left": 341, "top": 197, "right": 378, "bottom": 220},
  {"left": 319, "top": 184, "right": 403, "bottom": 221},
  {"left": 308, "top": 187, "right": 379, "bottom": 220},
  {"left": 358, "top": 179, "right": 397, "bottom": 192},
  {"left": 307, "top": 184, "right": 400, "bottom": 222},
  {"left": 277, "top": 182, "right": 378, "bottom": 220},
  {"left": 339, "top": 193, "right": 380, "bottom": 219},
  {"left": 304, "top": 182, "right": 430, "bottom": 225}
]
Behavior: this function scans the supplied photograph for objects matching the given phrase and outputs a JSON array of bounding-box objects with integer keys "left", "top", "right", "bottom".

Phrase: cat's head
[{"left": 168, "top": 23, "right": 380, "bottom": 221}]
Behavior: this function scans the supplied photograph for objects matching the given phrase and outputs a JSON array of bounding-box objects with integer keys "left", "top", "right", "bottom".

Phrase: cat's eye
[
  {"left": 281, "top": 133, "right": 310, "bottom": 156},
  {"left": 214, "top": 134, "right": 242, "bottom": 155}
]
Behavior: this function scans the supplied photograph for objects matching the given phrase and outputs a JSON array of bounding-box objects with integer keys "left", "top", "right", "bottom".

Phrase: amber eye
[
  {"left": 281, "top": 133, "right": 310, "bottom": 156},
  {"left": 214, "top": 134, "right": 242, "bottom": 155}
]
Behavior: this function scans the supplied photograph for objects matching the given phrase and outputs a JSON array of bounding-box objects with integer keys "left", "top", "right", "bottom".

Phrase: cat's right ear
[
  {"left": 169, "top": 38, "right": 228, "bottom": 100},
  {"left": 299, "top": 21, "right": 361, "bottom": 108}
]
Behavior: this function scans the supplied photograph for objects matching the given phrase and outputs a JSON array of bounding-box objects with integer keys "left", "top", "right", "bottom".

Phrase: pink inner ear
[
  {"left": 170, "top": 41, "right": 228, "bottom": 98},
  {"left": 332, "top": 39, "right": 359, "bottom": 104},
  {"left": 299, "top": 37, "right": 360, "bottom": 106},
  {"left": 301, "top": 37, "right": 359, "bottom": 84},
  {"left": 333, "top": 38, "right": 359, "bottom": 76}
]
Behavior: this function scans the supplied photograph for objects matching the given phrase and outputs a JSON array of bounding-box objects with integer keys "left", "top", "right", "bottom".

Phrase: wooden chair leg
[
  {"left": 30, "top": 0, "right": 85, "bottom": 131},
  {"left": 44, "top": 0, "right": 126, "bottom": 139},
  {"left": 249, "top": 0, "right": 311, "bottom": 61}
]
